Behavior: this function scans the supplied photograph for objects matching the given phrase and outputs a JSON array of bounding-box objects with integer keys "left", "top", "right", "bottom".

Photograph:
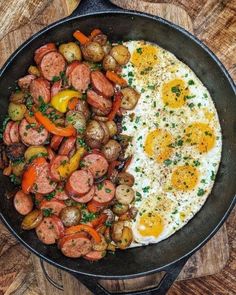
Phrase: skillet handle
[
  {"left": 70, "top": 0, "right": 122, "bottom": 17},
  {"left": 73, "top": 257, "right": 188, "bottom": 295}
]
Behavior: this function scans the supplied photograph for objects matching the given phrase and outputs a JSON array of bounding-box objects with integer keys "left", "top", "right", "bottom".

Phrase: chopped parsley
[
  {"left": 136, "top": 48, "right": 143, "bottom": 54},
  {"left": 43, "top": 208, "right": 53, "bottom": 217},
  {"left": 52, "top": 76, "right": 60, "bottom": 82},
  {"left": 142, "top": 186, "right": 150, "bottom": 193},
  {"left": 197, "top": 188, "right": 205, "bottom": 196},
  {"left": 81, "top": 211, "right": 97, "bottom": 223},
  {"left": 164, "top": 159, "right": 172, "bottom": 166},
  {"left": 44, "top": 191, "right": 56, "bottom": 200},
  {"left": 136, "top": 191, "right": 142, "bottom": 201},
  {"left": 9, "top": 174, "right": 21, "bottom": 185},
  {"left": 188, "top": 80, "right": 195, "bottom": 85},
  {"left": 193, "top": 160, "right": 200, "bottom": 167},
  {"left": 171, "top": 85, "right": 181, "bottom": 97},
  {"left": 211, "top": 171, "right": 215, "bottom": 181}
]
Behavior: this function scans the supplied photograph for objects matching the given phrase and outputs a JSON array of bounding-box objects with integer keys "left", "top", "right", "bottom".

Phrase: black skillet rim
[{"left": 0, "top": 10, "right": 235, "bottom": 279}]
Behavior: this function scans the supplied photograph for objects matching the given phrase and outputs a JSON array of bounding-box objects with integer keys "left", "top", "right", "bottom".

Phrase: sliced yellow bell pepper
[
  {"left": 57, "top": 147, "right": 85, "bottom": 178},
  {"left": 51, "top": 90, "right": 82, "bottom": 113}
]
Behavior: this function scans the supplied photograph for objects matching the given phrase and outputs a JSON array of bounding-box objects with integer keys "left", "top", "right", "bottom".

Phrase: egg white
[{"left": 119, "top": 40, "right": 222, "bottom": 246}]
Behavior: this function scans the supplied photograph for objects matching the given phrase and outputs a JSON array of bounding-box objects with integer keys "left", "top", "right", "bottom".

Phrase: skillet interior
[{"left": 0, "top": 12, "right": 235, "bottom": 279}]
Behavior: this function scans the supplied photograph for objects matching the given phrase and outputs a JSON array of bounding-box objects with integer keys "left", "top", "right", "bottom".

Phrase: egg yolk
[
  {"left": 138, "top": 213, "right": 164, "bottom": 237},
  {"left": 144, "top": 129, "right": 173, "bottom": 163},
  {"left": 171, "top": 165, "right": 199, "bottom": 191},
  {"left": 131, "top": 44, "right": 158, "bottom": 70},
  {"left": 162, "top": 79, "right": 189, "bottom": 108},
  {"left": 184, "top": 123, "right": 215, "bottom": 153}
]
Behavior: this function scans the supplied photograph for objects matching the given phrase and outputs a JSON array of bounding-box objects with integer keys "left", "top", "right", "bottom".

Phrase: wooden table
[{"left": 0, "top": 0, "right": 235, "bottom": 294}]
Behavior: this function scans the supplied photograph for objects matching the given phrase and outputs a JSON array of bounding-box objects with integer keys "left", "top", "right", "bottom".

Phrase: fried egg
[{"left": 120, "top": 41, "right": 222, "bottom": 246}]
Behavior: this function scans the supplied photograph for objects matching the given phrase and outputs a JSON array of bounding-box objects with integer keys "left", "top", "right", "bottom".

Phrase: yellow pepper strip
[
  {"left": 51, "top": 90, "right": 82, "bottom": 113},
  {"left": 57, "top": 147, "right": 85, "bottom": 178}
]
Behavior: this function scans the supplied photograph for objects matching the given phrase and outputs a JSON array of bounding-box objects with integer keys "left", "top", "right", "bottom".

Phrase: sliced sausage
[
  {"left": 58, "top": 137, "right": 76, "bottom": 156},
  {"left": 31, "top": 162, "right": 57, "bottom": 194},
  {"left": 46, "top": 146, "right": 55, "bottom": 161},
  {"left": 19, "top": 119, "right": 48, "bottom": 146},
  {"left": 9, "top": 122, "right": 20, "bottom": 143},
  {"left": 66, "top": 61, "right": 80, "bottom": 79},
  {"left": 18, "top": 74, "right": 36, "bottom": 90},
  {"left": 40, "top": 51, "right": 66, "bottom": 81},
  {"left": 40, "top": 199, "right": 66, "bottom": 216},
  {"left": 3, "top": 121, "right": 14, "bottom": 145},
  {"left": 94, "top": 180, "right": 115, "bottom": 203},
  {"left": 50, "top": 135, "right": 64, "bottom": 151},
  {"left": 49, "top": 155, "right": 69, "bottom": 181},
  {"left": 71, "top": 185, "right": 95, "bottom": 203},
  {"left": 66, "top": 170, "right": 94, "bottom": 196},
  {"left": 54, "top": 189, "right": 69, "bottom": 201},
  {"left": 87, "top": 90, "right": 112, "bottom": 115},
  {"left": 14, "top": 191, "right": 33, "bottom": 215},
  {"left": 81, "top": 153, "right": 108, "bottom": 179},
  {"left": 34, "top": 43, "right": 57, "bottom": 65},
  {"left": 83, "top": 250, "right": 106, "bottom": 261},
  {"left": 60, "top": 233, "right": 92, "bottom": 258},
  {"left": 69, "top": 63, "right": 91, "bottom": 92},
  {"left": 36, "top": 215, "right": 64, "bottom": 245},
  {"left": 30, "top": 77, "right": 51, "bottom": 104},
  {"left": 91, "top": 71, "right": 114, "bottom": 97},
  {"left": 51, "top": 80, "right": 62, "bottom": 97}
]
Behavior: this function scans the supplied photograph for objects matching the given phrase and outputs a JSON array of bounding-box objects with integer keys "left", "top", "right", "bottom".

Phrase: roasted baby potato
[
  {"left": 8, "top": 102, "right": 26, "bottom": 121},
  {"left": 110, "top": 45, "right": 131, "bottom": 65},
  {"left": 81, "top": 42, "right": 105, "bottom": 62},
  {"left": 115, "top": 185, "right": 135, "bottom": 205},
  {"left": 59, "top": 42, "right": 82, "bottom": 62},
  {"left": 121, "top": 87, "right": 140, "bottom": 110},
  {"left": 21, "top": 209, "right": 43, "bottom": 230},
  {"left": 24, "top": 146, "right": 48, "bottom": 162}
]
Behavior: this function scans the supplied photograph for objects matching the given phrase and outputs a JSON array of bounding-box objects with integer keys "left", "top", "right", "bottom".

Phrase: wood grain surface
[{"left": 0, "top": 0, "right": 235, "bottom": 294}]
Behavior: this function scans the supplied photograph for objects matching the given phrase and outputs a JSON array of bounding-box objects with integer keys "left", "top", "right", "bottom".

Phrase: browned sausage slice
[
  {"left": 66, "top": 61, "right": 80, "bottom": 78},
  {"left": 49, "top": 155, "right": 69, "bottom": 181},
  {"left": 9, "top": 122, "right": 20, "bottom": 143},
  {"left": 58, "top": 137, "right": 76, "bottom": 156},
  {"left": 50, "top": 135, "right": 64, "bottom": 151},
  {"left": 34, "top": 43, "right": 57, "bottom": 65},
  {"left": 36, "top": 215, "right": 64, "bottom": 245},
  {"left": 91, "top": 71, "right": 114, "bottom": 97},
  {"left": 70, "top": 63, "right": 91, "bottom": 92},
  {"left": 3, "top": 121, "right": 14, "bottom": 145},
  {"left": 19, "top": 119, "right": 48, "bottom": 146},
  {"left": 18, "top": 74, "right": 36, "bottom": 90},
  {"left": 30, "top": 77, "right": 51, "bottom": 104},
  {"left": 60, "top": 233, "right": 92, "bottom": 258},
  {"left": 14, "top": 190, "right": 33, "bottom": 215},
  {"left": 51, "top": 80, "right": 62, "bottom": 97},
  {"left": 83, "top": 250, "right": 106, "bottom": 261},
  {"left": 87, "top": 90, "right": 112, "bottom": 115},
  {"left": 31, "top": 162, "right": 57, "bottom": 194},
  {"left": 40, "top": 51, "right": 66, "bottom": 81},
  {"left": 81, "top": 153, "right": 108, "bottom": 179},
  {"left": 66, "top": 170, "right": 94, "bottom": 196},
  {"left": 94, "top": 180, "right": 115, "bottom": 203},
  {"left": 71, "top": 185, "right": 95, "bottom": 203},
  {"left": 40, "top": 199, "right": 66, "bottom": 216}
]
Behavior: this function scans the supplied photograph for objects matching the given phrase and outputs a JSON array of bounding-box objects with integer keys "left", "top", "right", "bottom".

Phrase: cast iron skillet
[{"left": 0, "top": 0, "right": 235, "bottom": 294}]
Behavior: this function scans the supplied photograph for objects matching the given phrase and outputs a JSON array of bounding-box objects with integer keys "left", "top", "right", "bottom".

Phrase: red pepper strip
[
  {"left": 65, "top": 224, "right": 101, "bottom": 243},
  {"left": 91, "top": 213, "right": 108, "bottom": 229},
  {"left": 34, "top": 111, "right": 76, "bottom": 137},
  {"left": 107, "top": 92, "right": 123, "bottom": 121},
  {"left": 87, "top": 199, "right": 110, "bottom": 213},
  {"left": 22, "top": 157, "right": 46, "bottom": 194}
]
